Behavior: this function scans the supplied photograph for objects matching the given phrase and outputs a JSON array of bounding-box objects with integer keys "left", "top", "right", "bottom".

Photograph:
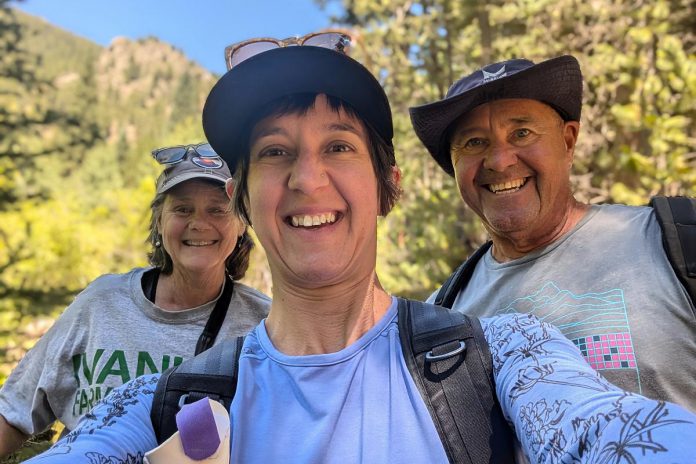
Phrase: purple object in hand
[{"left": 176, "top": 398, "right": 221, "bottom": 460}]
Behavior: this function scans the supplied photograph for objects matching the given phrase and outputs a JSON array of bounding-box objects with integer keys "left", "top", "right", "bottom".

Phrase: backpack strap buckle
[
  {"left": 425, "top": 341, "right": 466, "bottom": 362},
  {"left": 178, "top": 392, "right": 221, "bottom": 409}
]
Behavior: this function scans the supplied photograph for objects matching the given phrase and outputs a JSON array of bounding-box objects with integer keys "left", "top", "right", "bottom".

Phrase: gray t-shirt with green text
[{"left": 0, "top": 267, "right": 270, "bottom": 434}]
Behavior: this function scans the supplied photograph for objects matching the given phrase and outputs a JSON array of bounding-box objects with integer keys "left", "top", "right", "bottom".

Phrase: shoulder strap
[
  {"left": 151, "top": 336, "right": 245, "bottom": 444},
  {"left": 397, "top": 298, "right": 513, "bottom": 464},
  {"left": 434, "top": 241, "right": 492, "bottom": 309},
  {"left": 195, "top": 275, "right": 235, "bottom": 355},
  {"left": 650, "top": 196, "right": 696, "bottom": 306}
]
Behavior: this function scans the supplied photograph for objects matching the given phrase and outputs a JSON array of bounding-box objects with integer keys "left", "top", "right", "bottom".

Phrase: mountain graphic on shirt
[{"left": 492, "top": 281, "right": 628, "bottom": 340}]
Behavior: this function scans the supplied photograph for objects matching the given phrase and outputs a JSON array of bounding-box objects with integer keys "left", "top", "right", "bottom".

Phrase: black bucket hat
[
  {"left": 202, "top": 46, "right": 393, "bottom": 169},
  {"left": 409, "top": 55, "right": 583, "bottom": 176}
]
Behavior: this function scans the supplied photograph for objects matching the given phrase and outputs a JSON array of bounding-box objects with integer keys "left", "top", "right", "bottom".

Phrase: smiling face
[
  {"left": 245, "top": 94, "right": 387, "bottom": 288},
  {"left": 449, "top": 98, "right": 580, "bottom": 250},
  {"left": 159, "top": 179, "right": 244, "bottom": 278}
]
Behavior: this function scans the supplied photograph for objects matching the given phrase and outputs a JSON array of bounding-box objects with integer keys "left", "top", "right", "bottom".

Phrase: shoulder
[
  {"left": 593, "top": 203, "right": 653, "bottom": 223},
  {"left": 584, "top": 204, "right": 662, "bottom": 242},
  {"left": 62, "top": 268, "right": 146, "bottom": 316},
  {"left": 233, "top": 282, "right": 272, "bottom": 306},
  {"left": 78, "top": 267, "right": 145, "bottom": 297}
]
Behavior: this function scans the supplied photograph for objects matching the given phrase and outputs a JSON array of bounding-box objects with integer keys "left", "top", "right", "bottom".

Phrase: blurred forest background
[{"left": 0, "top": 0, "right": 694, "bottom": 458}]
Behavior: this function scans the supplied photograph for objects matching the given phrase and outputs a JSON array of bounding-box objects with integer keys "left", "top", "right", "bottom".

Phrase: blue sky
[{"left": 12, "top": 0, "right": 342, "bottom": 75}]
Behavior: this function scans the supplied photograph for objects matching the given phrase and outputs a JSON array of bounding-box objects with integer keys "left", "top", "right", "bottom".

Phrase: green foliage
[{"left": 1, "top": 428, "right": 55, "bottom": 463}]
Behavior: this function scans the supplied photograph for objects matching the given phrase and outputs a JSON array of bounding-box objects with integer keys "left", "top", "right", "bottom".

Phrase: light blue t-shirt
[{"left": 28, "top": 298, "right": 696, "bottom": 463}]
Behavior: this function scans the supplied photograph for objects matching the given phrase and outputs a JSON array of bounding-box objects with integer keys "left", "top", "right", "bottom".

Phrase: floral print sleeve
[
  {"left": 25, "top": 375, "right": 159, "bottom": 464},
  {"left": 483, "top": 313, "right": 696, "bottom": 463}
]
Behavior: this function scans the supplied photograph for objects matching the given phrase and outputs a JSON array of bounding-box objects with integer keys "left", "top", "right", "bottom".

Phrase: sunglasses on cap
[
  {"left": 224, "top": 31, "right": 351, "bottom": 71},
  {"left": 151, "top": 143, "right": 224, "bottom": 169}
]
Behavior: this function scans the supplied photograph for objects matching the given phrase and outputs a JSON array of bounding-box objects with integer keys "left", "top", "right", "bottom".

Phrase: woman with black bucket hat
[
  {"left": 27, "top": 33, "right": 696, "bottom": 464},
  {"left": 0, "top": 145, "right": 269, "bottom": 457}
]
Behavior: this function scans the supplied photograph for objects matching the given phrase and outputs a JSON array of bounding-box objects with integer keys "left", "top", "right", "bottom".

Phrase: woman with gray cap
[
  {"left": 26, "top": 35, "right": 696, "bottom": 464},
  {"left": 0, "top": 143, "right": 270, "bottom": 457}
]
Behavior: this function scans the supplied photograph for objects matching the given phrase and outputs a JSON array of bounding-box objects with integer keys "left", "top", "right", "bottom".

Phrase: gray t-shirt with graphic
[
  {"left": 0, "top": 267, "right": 271, "bottom": 434},
  {"left": 429, "top": 204, "right": 696, "bottom": 411}
]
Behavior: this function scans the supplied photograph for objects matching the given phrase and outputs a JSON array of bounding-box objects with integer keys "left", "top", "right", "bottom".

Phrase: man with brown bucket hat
[{"left": 410, "top": 56, "right": 696, "bottom": 412}]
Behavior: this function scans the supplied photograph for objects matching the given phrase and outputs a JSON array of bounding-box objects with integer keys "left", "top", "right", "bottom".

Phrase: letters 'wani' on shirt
[
  {"left": 0, "top": 267, "right": 270, "bottom": 434},
  {"left": 429, "top": 204, "right": 696, "bottom": 411},
  {"left": 28, "top": 298, "right": 696, "bottom": 463}
]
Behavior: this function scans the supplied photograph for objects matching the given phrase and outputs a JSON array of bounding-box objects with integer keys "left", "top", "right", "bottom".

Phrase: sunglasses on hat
[
  {"left": 224, "top": 31, "right": 351, "bottom": 71},
  {"left": 151, "top": 143, "right": 224, "bottom": 169}
]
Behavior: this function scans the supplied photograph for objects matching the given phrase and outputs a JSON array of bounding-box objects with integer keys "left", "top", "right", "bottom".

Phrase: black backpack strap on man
[
  {"left": 150, "top": 336, "right": 245, "bottom": 444},
  {"left": 650, "top": 196, "right": 696, "bottom": 306},
  {"left": 433, "top": 241, "right": 492, "bottom": 309},
  {"left": 397, "top": 298, "right": 513, "bottom": 464}
]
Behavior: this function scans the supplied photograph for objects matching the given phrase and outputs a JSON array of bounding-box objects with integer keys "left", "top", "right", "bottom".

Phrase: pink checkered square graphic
[{"left": 572, "top": 333, "right": 636, "bottom": 370}]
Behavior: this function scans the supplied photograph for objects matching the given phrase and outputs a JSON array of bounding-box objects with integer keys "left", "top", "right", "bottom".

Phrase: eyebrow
[
  {"left": 168, "top": 196, "right": 227, "bottom": 204},
  {"left": 250, "top": 126, "right": 286, "bottom": 141},
  {"left": 506, "top": 116, "right": 535, "bottom": 124},
  {"left": 326, "top": 122, "right": 363, "bottom": 137}
]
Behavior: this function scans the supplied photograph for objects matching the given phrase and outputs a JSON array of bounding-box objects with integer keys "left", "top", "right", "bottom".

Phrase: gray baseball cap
[{"left": 153, "top": 143, "right": 232, "bottom": 194}]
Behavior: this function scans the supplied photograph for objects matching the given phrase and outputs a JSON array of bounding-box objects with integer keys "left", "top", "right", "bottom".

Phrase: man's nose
[{"left": 483, "top": 140, "right": 518, "bottom": 172}]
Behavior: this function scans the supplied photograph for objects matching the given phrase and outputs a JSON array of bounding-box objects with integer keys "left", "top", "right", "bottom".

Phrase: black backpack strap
[
  {"left": 434, "top": 241, "right": 492, "bottom": 309},
  {"left": 650, "top": 196, "right": 696, "bottom": 307},
  {"left": 195, "top": 275, "right": 235, "bottom": 355},
  {"left": 151, "top": 336, "right": 245, "bottom": 444},
  {"left": 397, "top": 298, "right": 513, "bottom": 464}
]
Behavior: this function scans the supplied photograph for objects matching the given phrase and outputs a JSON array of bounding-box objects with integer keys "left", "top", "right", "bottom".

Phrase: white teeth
[
  {"left": 290, "top": 213, "right": 337, "bottom": 228},
  {"left": 185, "top": 240, "right": 214, "bottom": 246},
  {"left": 489, "top": 178, "right": 526, "bottom": 193}
]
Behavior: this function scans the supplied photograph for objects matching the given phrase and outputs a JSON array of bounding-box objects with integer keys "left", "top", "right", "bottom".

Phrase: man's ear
[
  {"left": 563, "top": 121, "right": 580, "bottom": 167},
  {"left": 225, "top": 178, "right": 236, "bottom": 200}
]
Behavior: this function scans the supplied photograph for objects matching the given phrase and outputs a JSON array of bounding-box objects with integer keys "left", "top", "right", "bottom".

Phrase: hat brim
[
  {"left": 157, "top": 172, "right": 228, "bottom": 194},
  {"left": 203, "top": 46, "right": 393, "bottom": 169},
  {"left": 409, "top": 55, "right": 582, "bottom": 176}
]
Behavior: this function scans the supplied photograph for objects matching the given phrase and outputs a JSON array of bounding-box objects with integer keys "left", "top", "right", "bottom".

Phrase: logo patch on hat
[
  {"left": 482, "top": 65, "right": 507, "bottom": 83},
  {"left": 191, "top": 156, "right": 223, "bottom": 169}
]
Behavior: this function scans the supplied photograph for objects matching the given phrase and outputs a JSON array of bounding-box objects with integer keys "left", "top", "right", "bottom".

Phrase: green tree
[{"left": 0, "top": 1, "right": 101, "bottom": 321}]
